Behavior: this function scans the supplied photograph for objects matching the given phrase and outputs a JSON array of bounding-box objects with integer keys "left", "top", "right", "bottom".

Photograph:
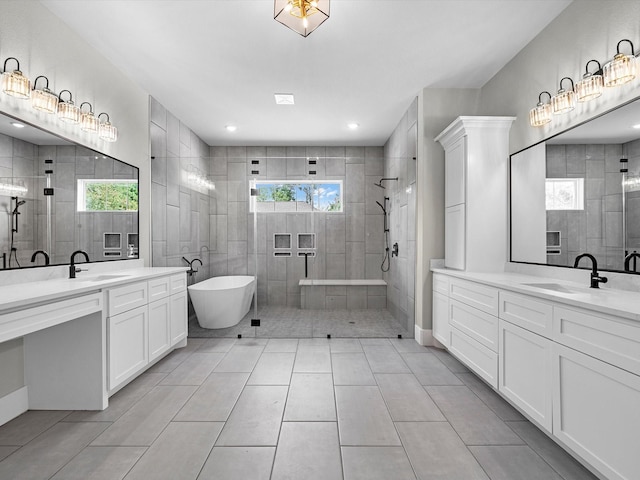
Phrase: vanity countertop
[
  {"left": 432, "top": 268, "right": 640, "bottom": 322},
  {"left": 0, "top": 267, "right": 189, "bottom": 313}
]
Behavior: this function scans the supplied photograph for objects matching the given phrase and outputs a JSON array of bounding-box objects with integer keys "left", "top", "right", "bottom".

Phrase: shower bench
[{"left": 299, "top": 279, "right": 387, "bottom": 310}]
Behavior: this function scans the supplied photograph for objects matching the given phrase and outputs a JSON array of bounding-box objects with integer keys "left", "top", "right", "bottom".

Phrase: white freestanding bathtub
[{"left": 188, "top": 276, "right": 255, "bottom": 329}]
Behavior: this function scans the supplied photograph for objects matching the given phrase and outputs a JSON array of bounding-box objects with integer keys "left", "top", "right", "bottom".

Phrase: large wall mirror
[
  {"left": 511, "top": 96, "right": 640, "bottom": 274},
  {"left": 0, "top": 112, "right": 139, "bottom": 270}
]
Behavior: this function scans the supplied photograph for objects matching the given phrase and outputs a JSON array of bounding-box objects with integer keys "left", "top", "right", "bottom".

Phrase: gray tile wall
[
  {"left": 546, "top": 141, "right": 640, "bottom": 271},
  {"left": 383, "top": 98, "right": 418, "bottom": 332}
]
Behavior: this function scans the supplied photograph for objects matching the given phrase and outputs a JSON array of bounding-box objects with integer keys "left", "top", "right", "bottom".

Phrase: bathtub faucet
[{"left": 182, "top": 257, "right": 203, "bottom": 276}]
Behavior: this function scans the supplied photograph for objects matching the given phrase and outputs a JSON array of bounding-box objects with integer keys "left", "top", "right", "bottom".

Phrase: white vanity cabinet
[
  {"left": 107, "top": 273, "right": 187, "bottom": 392},
  {"left": 435, "top": 116, "right": 515, "bottom": 272},
  {"left": 432, "top": 273, "right": 450, "bottom": 347}
]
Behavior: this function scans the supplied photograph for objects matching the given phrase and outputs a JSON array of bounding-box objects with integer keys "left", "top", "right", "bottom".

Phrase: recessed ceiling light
[
  {"left": 348, "top": 123, "right": 359, "bottom": 130},
  {"left": 274, "top": 94, "right": 295, "bottom": 105},
  {"left": 633, "top": 123, "right": 640, "bottom": 129},
  {"left": 11, "top": 122, "right": 25, "bottom": 128},
  {"left": 225, "top": 125, "right": 237, "bottom": 132}
]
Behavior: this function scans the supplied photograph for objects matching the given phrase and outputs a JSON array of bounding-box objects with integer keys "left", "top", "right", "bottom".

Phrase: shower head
[
  {"left": 374, "top": 177, "right": 399, "bottom": 189},
  {"left": 16, "top": 200, "right": 26, "bottom": 207},
  {"left": 12, "top": 198, "right": 26, "bottom": 214}
]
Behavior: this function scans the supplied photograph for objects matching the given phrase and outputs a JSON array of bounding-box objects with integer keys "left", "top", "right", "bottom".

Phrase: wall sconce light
[
  {"left": 1, "top": 57, "right": 30, "bottom": 99},
  {"left": 575, "top": 60, "right": 604, "bottom": 102},
  {"left": 98, "top": 112, "right": 118, "bottom": 142},
  {"left": 79, "top": 102, "right": 98, "bottom": 133},
  {"left": 31, "top": 76, "right": 59, "bottom": 114},
  {"left": 603, "top": 39, "right": 637, "bottom": 87},
  {"left": 274, "top": 0, "right": 330, "bottom": 37},
  {"left": 529, "top": 91, "right": 552, "bottom": 127},
  {"left": 57, "top": 90, "right": 80, "bottom": 124},
  {"left": 552, "top": 77, "right": 576, "bottom": 114}
]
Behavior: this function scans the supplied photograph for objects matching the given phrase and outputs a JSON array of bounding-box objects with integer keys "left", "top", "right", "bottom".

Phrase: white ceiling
[{"left": 40, "top": 0, "right": 571, "bottom": 147}]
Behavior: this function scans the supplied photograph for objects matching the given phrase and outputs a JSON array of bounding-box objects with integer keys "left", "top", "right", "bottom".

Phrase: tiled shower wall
[
  {"left": 383, "top": 98, "right": 418, "bottom": 332},
  {"left": 546, "top": 139, "right": 640, "bottom": 271},
  {"left": 208, "top": 146, "right": 387, "bottom": 308},
  {"left": 1, "top": 134, "right": 137, "bottom": 268}
]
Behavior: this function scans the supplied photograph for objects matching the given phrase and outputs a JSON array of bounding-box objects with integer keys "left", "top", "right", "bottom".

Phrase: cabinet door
[
  {"left": 445, "top": 135, "right": 466, "bottom": 207},
  {"left": 108, "top": 305, "right": 148, "bottom": 391},
  {"left": 499, "top": 319, "right": 552, "bottom": 432},
  {"left": 432, "top": 291, "right": 450, "bottom": 348},
  {"left": 553, "top": 343, "right": 640, "bottom": 480},
  {"left": 449, "top": 326, "right": 498, "bottom": 388},
  {"left": 445, "top": 204, "right": 465, "bottom": 270},
  {"left": 148, "top": 297, "right": 171, "bottom": 362},
  {"left": 170, "top": 291, "right": 188, "bottom": 345}
]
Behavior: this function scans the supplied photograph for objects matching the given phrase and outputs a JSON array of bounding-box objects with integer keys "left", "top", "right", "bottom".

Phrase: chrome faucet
[
  {"left": 574, "top": 253, "right": 608, "bottom": 288},
  {"left": 31, "top": 250, "right": 50, "bottom": 266},
  {"left": 69, "top": 250, "right": 90, "bottom": 278},
  {"left": 624, "top": 252, "right": 640, "bottom": 273}
]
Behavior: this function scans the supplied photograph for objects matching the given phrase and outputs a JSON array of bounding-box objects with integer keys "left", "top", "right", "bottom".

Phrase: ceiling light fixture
[
  {"left": 274, "top": 93, "right": 295, "bottom": 105},
  {"left": 633, "top": 124, "right": 640, "bottom": 129},
  {"left": 57, "top": 90, "right": 81, "bottom": 124},
  {"left": 79, "top": 102, "right": 99, "bottom": 133},
  {"left": 225, "top": 125, "right": 237, "bottom": 132},
  {"left": 274, "top": 0, "right": 330, "bottom": 37},
  {"left": 10, "top": 122, "right": 24, "bottom": 128},
  {"left": 98, "top": 112, "right": 118, "bottom": 142},
  {"left": 529, "top": 91, "right": 552, "bottom": 127},
  {"left": 1, "top": 57, "right": 30, "bottom": 99},
  {"left": 348, "top": 123, "right": 359, "bottom": 129},
  {"left": 575, "top": 60, "right": 604, "bottom": 102},
  {"left": 551, "top": 77, "right": 576, "bottom": 115},
  {"left": 31, "top": 76, "right": 59, "bottom": 114},
  {"left": 603, "top": 39, "right": 637, "bottom": 87}
]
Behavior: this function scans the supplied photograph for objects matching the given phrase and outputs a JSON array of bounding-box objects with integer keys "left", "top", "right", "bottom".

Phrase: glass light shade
[
  {"left": 552, "top": 89, "right": 575, "bottom": 114},
  {"left": 31, "top": 88, "right": 59, "bottom": 114},
  {"left": 603, "top": 52, "right": 637, "bottom": 87},
  {"left": 575, "top": 73, "right": 603, "bottom": 102},
  {"left": 80, "top": 112, "right": 99, "bottom": 133},
  {"left": 529, "top": 103, "right": 552, "bottom": 127},
  {"left": 274, "top": 0, "right": 330, "bottom": 37},
  {"left": 57, "top": 101, "right": 81, "bottom": 124},
  {"left": 99, "top": 121, "right": 118, "bottom": 142},
  {"left": 1, "top": 70, "right": 30, "bottom": 99}
]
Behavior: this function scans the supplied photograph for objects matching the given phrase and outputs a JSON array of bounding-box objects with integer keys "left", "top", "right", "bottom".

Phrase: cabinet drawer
[
  {"left": 449, "top": 299, "right": 498, "bottom": 352},
  {"left": 449, "top": 326, "right": 498, "bottom": 388},
  {"left": 171, "top": 273, "right": 187, "bottom": 293},
  {"left": 553, "top": 343, "right": 640, "bottom": 480},
  {"left": 148, "top": 276, "right": 171, "bottom": 302},
  {"left": 433, "top": 273, "right": 449, "bottom": 295},
  {"left": 499, "top": 319, "right": 552, "bottom": 432},
  {"left": 553, "top": 306, "right": 640, "bottom": 376},
  {"left": 499, "top": 291, "right": 553, "bottom": 338},
  {"left": 107, "top": 281, "right": 148, "bottom": 317},
  {"left": 449, "top": 278, "right": 498, "bottom": 316}
]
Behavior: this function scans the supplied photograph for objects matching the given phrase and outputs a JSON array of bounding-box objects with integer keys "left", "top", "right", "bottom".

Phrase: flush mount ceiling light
[
  {"left": 604, "top": 39, "right": 637, "bottom": 87},
  {"left": 1, "top": 57, "right": 30, "bottom": 99},
  {"left": 98, "top": 112, "right": 118, "bottom": 142},
  {"left": 57, "top": 90, "right": 81, "bottom": 124},
  {"left": 79, "top": 102, "right": 98, "bottom": 133},
  {"left": 633, "top": 124, "right": 640, "bottom": 129},
  {"left": 225, "top": 125, "right": 237, "bottom": 132},
  {"left": 529, "top": 91, "right": 552, "bottom": 127},
  {"left": 274, "top": 0, "right": 330, "bottom": 37},
  {"left": 575, "top": 60, "right": 604, "bottom": 102},
  {"left": 10, "top": 122, "right": 24, "bottom": 128},
  {"left": 31, "top": 75, "right": 58, "bottom": 114},
  {"left": 348, "top": 123, "right": 359, "bottom": 130},
  {"left": 551, "top": 77, "right": 576, "bottom": 115},
  {"left": 274, "top": 93, "right": 295, "bottom": 105}
]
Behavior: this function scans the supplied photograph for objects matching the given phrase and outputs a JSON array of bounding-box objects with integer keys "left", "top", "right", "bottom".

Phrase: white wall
[{"left": 0, "top": 1, "right": 150, "bottom": 405}]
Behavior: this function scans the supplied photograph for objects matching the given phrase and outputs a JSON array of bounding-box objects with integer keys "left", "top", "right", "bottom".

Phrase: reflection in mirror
[
  {"left": 0, "top": 113, "right": 138, "bottom": 270},
  {"left": 511, "top": 97, "right": 640, "bottom": 274}
]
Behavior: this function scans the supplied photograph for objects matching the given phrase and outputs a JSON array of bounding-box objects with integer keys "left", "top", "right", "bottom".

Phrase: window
[
  {"left": 251, "top": 180, "right": 343, "bottom": 213},
  {"left": 77, "top": 179, "right": 139, "bottom": 212},
  {"left": 545, "top": 178, "right": 584, "bottom": 210}
]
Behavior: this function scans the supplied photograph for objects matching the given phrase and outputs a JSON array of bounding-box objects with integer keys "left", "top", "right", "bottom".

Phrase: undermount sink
[
  {"left": 84, "top": 274, "right": 130, "bottom": 282},
  {"left": 522, "top": 282, "right": 577, "bottom": 294}
]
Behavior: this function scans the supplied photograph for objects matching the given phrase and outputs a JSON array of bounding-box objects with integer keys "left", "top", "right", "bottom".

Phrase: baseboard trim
[
  {"left": 0, "top": 386, "right": 28, "bottom": 426},
  {"left": 414, "top": 325, "right": 435, "bottom": 346}
]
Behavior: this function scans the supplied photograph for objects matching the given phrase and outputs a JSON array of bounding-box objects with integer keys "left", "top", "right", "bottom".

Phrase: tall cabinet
[{"left": 435, "top": 117, "right": 515, "bottom": 272}]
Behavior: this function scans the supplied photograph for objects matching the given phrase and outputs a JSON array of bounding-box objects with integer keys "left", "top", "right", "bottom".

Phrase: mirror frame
[{"left": 509, "top": 95, "right": 640, "bottom": 276}]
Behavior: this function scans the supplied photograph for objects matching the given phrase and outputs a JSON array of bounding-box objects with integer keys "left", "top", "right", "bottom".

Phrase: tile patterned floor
[
  {"left": 188, "top": 306, "right": 411, "bottom": 338},
  {"left": 0, "top": 337, "right": 599, "bottom": 480}
]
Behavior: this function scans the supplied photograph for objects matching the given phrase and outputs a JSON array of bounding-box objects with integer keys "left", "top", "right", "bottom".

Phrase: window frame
[
  {"left": 545, "top": 177, "right": 585, "bottom": 211},
  {"left": 250, "top": 179, "right": 343, "bottom": 213},
  {"left": 77, "top": 178, "right": 139, "bottom": 213}
]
